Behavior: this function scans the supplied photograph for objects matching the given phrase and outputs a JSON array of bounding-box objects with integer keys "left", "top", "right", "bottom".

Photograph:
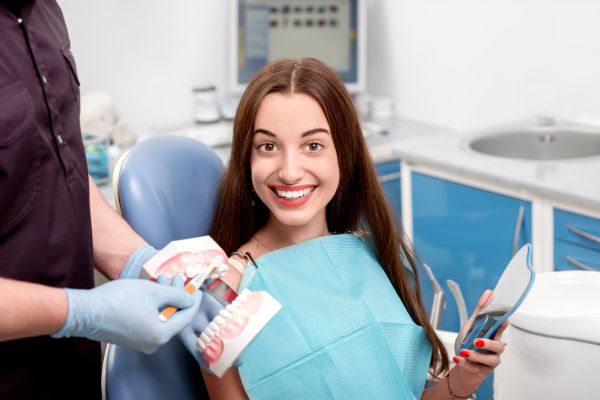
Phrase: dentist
[{"left": 0, "top": 1, "right": 211, "bottom": 398}]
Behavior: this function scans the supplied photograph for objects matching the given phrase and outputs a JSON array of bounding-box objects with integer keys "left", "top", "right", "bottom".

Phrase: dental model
[
  {"left": 141, "top": 236, "right": 230, "bottom": 320},
  {"left": 141, "top": 236, "right": 228, "bottom": 284},
  {"left": 197, "top": 288, "right": 282, "bottom": 377}
]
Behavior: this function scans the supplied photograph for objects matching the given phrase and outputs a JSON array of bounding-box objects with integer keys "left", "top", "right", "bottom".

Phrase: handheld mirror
[{"left": 455, "top": 243, "right": 535, "bottom": 353}]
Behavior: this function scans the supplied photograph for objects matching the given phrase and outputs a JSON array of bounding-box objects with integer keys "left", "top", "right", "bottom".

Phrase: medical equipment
[
  {"left": 159, "top": 271, "right": 222, "bottom": 321},
  {"left": 229, "top": 0, "right": 366, "bottom": 93},
  {"left": 495, "top": 271, "right": 600, "bottom": 400},
  {"left": 422, "top": 262, "right": 445, "bottom": 329},
  {"left": 140, "top": 237, "right": 232, "bottom": 320},
  {"left": 446, "top": 279, "right": 468, "bottom": 328},
  {"left": 105, "top": 135, "right": 225, "bottom": 399},
  {"left": 455, "top": 244, "right": 535, "bottom": 353},
  {"left": 197, "top": 289, "right": 281, "bottom": 377}
]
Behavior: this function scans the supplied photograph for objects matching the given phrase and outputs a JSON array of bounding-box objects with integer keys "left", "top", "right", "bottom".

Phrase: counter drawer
[
  {"left": 554, "top": 239, "right": 600, "bottom": 272},
  {"left": 554, "top": 208, "right": 600, "bottom": 252}
]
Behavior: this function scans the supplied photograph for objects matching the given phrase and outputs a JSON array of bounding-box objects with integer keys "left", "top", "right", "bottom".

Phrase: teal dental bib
[{"left": 238, "top": 234, "right": 432, "bottom": 399}]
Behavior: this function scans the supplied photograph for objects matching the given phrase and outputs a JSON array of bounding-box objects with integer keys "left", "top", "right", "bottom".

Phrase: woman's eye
[
  {"left": 307, "top": 142, "right": 322, "bottom": 152},
  {"left": 258, "top": 143, "right": 276, "bottom": 152}
]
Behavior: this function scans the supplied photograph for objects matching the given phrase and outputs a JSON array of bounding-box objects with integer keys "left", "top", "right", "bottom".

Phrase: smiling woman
[
  {"left": 206, "top": 58, "right": 505, "bottom": 400},
  {"left": 250, "top": 92, "right": 340, "bottom": 237}
]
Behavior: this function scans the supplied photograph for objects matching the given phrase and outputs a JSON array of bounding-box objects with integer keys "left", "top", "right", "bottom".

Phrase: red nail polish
[
  {"left": 459, "top": 349, "right": 470, "bottom": 358},
  {"left": 453, "top": 356, "right": 460, "bottom": 364},
  {"left": 474, "top": 339, "right": 484, "bottom": 348}
]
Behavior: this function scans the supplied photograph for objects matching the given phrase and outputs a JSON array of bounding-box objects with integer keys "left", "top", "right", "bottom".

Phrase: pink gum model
[{"left": 196, "top": 289, "right": 282, "bottom": 377}]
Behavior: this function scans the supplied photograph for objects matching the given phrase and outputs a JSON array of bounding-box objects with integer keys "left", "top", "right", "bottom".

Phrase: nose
[{"left": 278, "top": 150, "right": 303, "bottom": 184}]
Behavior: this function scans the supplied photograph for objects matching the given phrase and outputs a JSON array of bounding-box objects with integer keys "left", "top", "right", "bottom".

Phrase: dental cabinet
[
  {"left": 375, "top": 160, "right": 402, "bottom": 227},
  {"left": 553, "top": 208, "right": 600, "bottom": 272},
  {"left": 411, "top": 171, "right": 532, "bottom": 333}
]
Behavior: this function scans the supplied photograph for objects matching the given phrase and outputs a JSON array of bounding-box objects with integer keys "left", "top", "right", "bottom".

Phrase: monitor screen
[{"left": 230, "top": 0, "right": 366, "bottom": 93}]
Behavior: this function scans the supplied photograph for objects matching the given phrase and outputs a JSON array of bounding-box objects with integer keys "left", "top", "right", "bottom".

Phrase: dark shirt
[{"left": 0, "top": 1, "right": 101, "bottom": 398}]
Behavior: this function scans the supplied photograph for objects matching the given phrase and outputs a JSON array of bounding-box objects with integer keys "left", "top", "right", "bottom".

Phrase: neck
[{"left": 259, "top": 215, "right": 329, "bottom": 250}]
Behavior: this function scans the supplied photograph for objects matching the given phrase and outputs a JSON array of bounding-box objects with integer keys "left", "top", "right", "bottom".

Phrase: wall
[
  {"left": 366, "top": 0, "right": 600, "bottom": 130},
  {"left": 60, "top": 0, "right": 600, "bottom": 133},
  {"left": 59, "top": 0, "right": 229, "bottom": 134}
]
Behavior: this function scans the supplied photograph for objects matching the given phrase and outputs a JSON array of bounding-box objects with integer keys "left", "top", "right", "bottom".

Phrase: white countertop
[{"left": 391, "top": 123, "right": 600, "bottom": 211}]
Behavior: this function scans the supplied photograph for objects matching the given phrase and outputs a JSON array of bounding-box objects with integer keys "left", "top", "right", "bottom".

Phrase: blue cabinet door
[
  {"left": 412, "top": 172, "right": 532, "bottom": 331},
  {"left": 376, "top": 160, "right": 402, "bottom": 228},
  {"left": 554, "top": 208, "right": 600, "bottom": 271},
  {"left": 412, "top": 172, "right": 532, "bottom": 400}
]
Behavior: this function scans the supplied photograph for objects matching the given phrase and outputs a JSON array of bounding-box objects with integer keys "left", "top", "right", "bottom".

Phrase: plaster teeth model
[
  {"left": 197, "top": 289, "right": 282, "bottom": 377},
  {"left": 141, "top": 236, "right": 228, "bottom": 284}
]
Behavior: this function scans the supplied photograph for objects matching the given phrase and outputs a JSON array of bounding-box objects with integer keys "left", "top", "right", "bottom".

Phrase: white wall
[
  {"left": 60, "top": 0, "right": 600, "bottom": 133},
  {"left": 59, "top": 0, "right": 229, "bottom": 134},
  {"left": 367, "top": 0, "right": 600, "bottom": 130}
]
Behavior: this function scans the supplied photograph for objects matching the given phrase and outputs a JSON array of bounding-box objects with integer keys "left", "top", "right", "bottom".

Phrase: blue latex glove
[
  {"left": 51, "top": 279, "right": 201, "bottom": 354},
  {"left": 157, "top": 275, "right": 242, "bottom": 372},
  {"left": 119, "top": 244, "right": 158, "bottom": 279}
]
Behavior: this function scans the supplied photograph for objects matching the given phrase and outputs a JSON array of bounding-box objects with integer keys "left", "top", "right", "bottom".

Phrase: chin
[{"left": 271, "top": 210, "right": 320, "bottom": 228}]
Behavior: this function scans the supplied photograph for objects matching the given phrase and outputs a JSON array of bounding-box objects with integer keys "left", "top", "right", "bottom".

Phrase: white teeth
[
  {"left": 214, "top": 315, "right": 226, "bottom": 326},
  {"left": 197, "top": 338, "right": 206, "bottom": 351},
  {"left": 208, "top": 321, "right": 220, "bottom": 333},
  {"left": 226, "top": 303, "right": 238, "bottom": 313},
  {"left": 274, "top": 187, "right": 314, "bottom": 199},
  {"left": 204, "top": 327, "right": 216, "bottom": 338},
  {"left": 219, "top": 309, "right": 232, "bottom": 319},
  {"left": 200, "top": 332, "right": 210, "bottom": 343}
]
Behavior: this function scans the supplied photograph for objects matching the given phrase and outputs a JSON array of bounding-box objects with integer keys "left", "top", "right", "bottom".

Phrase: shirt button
[
  {"left": 42, "top": 75, "right": 48, "bottom": 85},
  {"left": 57, "top": 135, "right": 64, "bottom": 145},
  {"left": 17, "top": 18, "right": 23, "bottom": 24}
]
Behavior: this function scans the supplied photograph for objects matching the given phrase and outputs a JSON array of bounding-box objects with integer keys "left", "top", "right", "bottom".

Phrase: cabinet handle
[
  {"left": 512, "top": 206, "right": 525, "bottom": 255},
  {"left": 377, "top": 171, "right": 402, "bottom": 183},
  {"left": 566, "top": 256, "right": 598, "bottom": 271},
  {"left": 566, "top": 225, "right": 600, "bottom": 246}
]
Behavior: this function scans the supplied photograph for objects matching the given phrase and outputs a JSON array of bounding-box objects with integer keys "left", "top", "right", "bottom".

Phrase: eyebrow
[{"left": 253, "top": 128, "right": 330, "bottom": 138}]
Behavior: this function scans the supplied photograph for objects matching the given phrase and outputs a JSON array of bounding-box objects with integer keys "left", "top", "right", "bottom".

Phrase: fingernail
[
  {"left": 453, "top": 356, "right": 460, "bottom": 364},
  {"left": 459, "top": 349, "right": 470, "bottom": 358},
  {"left": 474, "top": 339, "right": 484, "bottom": 348}
]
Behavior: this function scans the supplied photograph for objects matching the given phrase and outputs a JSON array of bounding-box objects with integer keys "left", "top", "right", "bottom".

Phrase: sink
[{"left": 468, "top": 121, "right": 600, "bottom": 160}]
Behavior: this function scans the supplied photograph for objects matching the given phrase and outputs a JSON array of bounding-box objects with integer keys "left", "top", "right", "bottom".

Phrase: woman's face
[{"left": 251, "top": 92, "right": 340, "bottom": 231}]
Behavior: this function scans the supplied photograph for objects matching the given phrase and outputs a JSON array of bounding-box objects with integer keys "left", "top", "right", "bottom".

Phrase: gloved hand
[
  {"left": 119, "top": 244, "right": 158, "bottom": 279},
  {"left": 157, "top": 275, "right": 243, "bottom": 372},
  {"left": 51, "top": 279, "right": 201, "bottom": 354}
]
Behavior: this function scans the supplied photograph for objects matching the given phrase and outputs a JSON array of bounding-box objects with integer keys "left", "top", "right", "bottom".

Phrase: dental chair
[{"left": 101, "top": 135, "right": 225, "bottom": 400}]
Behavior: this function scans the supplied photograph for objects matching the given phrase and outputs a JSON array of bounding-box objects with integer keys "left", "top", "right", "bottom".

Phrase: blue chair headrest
[{"left": 117, "top": 135, "right": 225, "bottom": 249}]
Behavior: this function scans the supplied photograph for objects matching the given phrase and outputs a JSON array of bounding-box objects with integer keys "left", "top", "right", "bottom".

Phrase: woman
[{"left": 207, "top": 58, "right": 505, "bottom": 399}]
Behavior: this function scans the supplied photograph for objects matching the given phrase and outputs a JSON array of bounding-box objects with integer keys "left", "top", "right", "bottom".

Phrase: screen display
[{"left": 235, "top": 0, "right": 361, "bottom": 89}]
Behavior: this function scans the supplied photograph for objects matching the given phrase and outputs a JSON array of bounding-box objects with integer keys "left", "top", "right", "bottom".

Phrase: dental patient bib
[{"left": 239, "top": 234, "right": 431, "bottom": 400}]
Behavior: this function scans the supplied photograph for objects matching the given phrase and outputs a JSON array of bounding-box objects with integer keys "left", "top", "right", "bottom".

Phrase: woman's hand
[{"left": 451, "top": 290, "right": 508, "bottom": 391}]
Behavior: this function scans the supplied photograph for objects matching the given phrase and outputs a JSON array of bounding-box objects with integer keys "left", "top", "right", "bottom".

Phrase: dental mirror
[{"left": 455, "top": 243, "right": 535, "bottom": 353}]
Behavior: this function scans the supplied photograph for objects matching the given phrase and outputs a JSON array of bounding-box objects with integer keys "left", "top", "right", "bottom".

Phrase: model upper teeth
[{"left": 275, "top": 187, "right": 314, "bottom": 199}]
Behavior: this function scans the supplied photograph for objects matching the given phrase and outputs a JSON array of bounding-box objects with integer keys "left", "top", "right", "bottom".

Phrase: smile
[
  {"left": 274, "top": 187, "right": 314, "bottom": 200},
  {"left": 269, "top": 185, "right": 316, "bottom": 206}
]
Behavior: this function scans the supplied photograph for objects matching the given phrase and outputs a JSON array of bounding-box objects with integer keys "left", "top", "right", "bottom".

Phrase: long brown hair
[{"left": 210, "top": 58, "right": 449, "bottom": 376}]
